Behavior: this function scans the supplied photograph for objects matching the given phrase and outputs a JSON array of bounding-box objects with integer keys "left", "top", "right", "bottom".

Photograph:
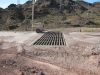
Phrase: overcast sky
[{"left": 0, "top": 0, "right": 99, "bottom": 9}]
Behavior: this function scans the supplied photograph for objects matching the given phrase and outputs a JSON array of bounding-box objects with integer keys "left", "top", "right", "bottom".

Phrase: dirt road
[{"left": 0, "top": 31, "right": 100, "bottom": 75}]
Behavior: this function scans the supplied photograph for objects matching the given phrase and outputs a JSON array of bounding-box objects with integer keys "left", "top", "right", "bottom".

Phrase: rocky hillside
[{"left": 0, "top": 0, "right": 100, "bottom": 30}]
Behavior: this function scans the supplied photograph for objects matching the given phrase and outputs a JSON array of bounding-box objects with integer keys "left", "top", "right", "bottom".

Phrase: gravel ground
[
  {"left": 0, "top": 31, "right": 37, "bottom": 43},
  {"left": 0, "top": 30, "right": 100, "bottom": 75}
]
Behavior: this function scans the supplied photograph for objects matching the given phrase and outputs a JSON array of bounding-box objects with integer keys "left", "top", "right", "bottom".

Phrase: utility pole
[
  {"left": 32, "top": 0, "right": 34, "bottom": 30},
  {"left": 57, "top": 0, "right": 62, "bottom": 26},
  {"left": 17, "top": 0, "right": 20, "bottom": 5},
  {"left": 87, "top": 3, "right": 89, "bottom": 16},
  {"left": 59, "top": 0, "right": 62, "bottom": 13}
]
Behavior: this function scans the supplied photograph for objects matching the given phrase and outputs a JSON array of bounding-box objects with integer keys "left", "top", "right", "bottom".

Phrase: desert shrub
[
  {"left": 44, "top": 21, "right": 48, "bottom": 24},
  {"left": 86, "top": 21, "right": 99, "bottom": 25},
  {"left": 21, "top": 19, "right": 31, "bottom": 30},
  {"left": 22, "top": 19, "right": 31, "bottom": 24},
  {"left": 8, "top": 4, "right": 16, "bottom": 8},
  {"left": 1, "top": 25, "right": 9, "bottom": 30}
]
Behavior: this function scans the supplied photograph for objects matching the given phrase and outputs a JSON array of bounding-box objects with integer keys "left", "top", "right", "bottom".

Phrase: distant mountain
[{"left": 0, "top": 0, "right": 100, "bottom": 30}]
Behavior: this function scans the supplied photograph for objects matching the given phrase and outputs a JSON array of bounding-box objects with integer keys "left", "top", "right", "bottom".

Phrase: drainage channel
[{"left": 33, "top": 31, "right": 66, "bottom": 46}]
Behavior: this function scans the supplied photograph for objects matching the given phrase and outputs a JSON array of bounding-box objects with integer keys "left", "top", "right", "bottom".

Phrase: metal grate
[{"left": 33, "top": 31, "right": 66, "bottom": 46}]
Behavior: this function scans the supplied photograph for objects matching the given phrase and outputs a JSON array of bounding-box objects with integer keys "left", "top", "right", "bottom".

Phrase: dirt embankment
[{"left": 0, "top": 40, "right": 100, "bottom": 75}]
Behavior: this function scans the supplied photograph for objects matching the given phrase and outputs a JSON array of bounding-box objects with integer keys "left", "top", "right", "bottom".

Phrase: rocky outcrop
[{"left": 0, "top": 0, "right": 100, "bottom": 30}]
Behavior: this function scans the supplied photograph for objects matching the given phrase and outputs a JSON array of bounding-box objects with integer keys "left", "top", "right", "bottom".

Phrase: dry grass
[{"left": 83, "top": 28, "right": 100, "bottom": 32}]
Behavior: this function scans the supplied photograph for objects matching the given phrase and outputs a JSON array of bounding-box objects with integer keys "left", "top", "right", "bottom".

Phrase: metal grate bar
[{"left": 33, "top": 31, "right": 66, "bottom": 46}]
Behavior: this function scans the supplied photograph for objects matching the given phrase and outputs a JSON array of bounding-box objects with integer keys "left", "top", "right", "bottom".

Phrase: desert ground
[{"left": 0, "top": 28, "right": 100, "bottom": 75}]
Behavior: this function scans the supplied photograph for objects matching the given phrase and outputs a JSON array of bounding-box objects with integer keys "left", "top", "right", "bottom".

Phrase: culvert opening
[{"left": 33, "top": 31, "right": 66, "bottom": 46}]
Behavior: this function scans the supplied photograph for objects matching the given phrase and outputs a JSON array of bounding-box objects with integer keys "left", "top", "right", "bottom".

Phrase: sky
[{"left": 0, "top": 0, "right": 99, "bottom": 9}]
